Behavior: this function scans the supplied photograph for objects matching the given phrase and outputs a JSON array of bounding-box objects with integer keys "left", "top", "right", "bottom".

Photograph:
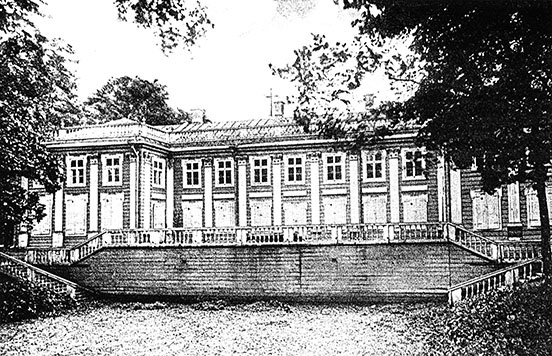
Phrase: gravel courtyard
[{"left": 0, "top": 301, "right": 444, "bottom": 356}]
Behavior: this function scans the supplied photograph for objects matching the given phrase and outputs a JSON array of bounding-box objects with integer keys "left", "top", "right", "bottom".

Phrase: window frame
[
  {"left": 152, "top": 157, "right": 166, "bottom": 188},
  {"left": 402, "top": 148, "right": 426, "bottom": 180},
  {"left": 362, "top": 150, "right": 386, "bottom": 182},
  {"left": 284, "top": 154, "right": 306, "bottom": 185},
  {"left": 250, "top": 156, "right": 271, "bottom": 186},
  {"left": 101, "top": 154, "right": 123, "bottom": 187},
  {"left": 66, "top": 155, "right": 87, "bottom": 187},
  {"left": 214, "top": 158, "right": 234, "bottom": 187},
  {"left": 322, "top": 152, "right": 346, "bottom": 184},
  {"left": 182, "top": 159, "right": 202, "bottom": 188}
]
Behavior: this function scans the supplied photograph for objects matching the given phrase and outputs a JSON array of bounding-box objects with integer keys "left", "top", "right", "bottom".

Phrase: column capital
[
  {"left": 307, "top": 152, "right": 322, "bottom": 162},
  {"left": 203, "top": 157, "right": 213, "bottom": 168},
  {"left": 349, "top": 153, "right": 359, "bottom": 161},
  {"left": 237, "top": 156, "right": 248, "bottom": 166},
  {"left": 272, "top": 154, "right": 283, "bottom": 165},
  {"left": 90, "top": 156, "right": 99, "bottom": 165},
  {"left": 388, "top": 148, "right": 401, "bottom": 159}
]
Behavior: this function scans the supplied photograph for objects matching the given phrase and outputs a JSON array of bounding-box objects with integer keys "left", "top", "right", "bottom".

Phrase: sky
[{"left": 35, "top": 0, "right": 391, "bottom": 122}]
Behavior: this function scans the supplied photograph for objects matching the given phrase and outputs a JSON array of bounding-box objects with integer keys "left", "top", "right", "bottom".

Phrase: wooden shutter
[
  {"left": 402, "top": 193, "right": 427, "bottom": 223},
  {"left": 323, "top": 196, "right": 347, "bottom": 224},
  {"left": 250, "top": 198, "right": 272, "bottom": 226},
  {"left": 66, "top": 194, "right": 88, "bottom": 235},
  {"left": 181, "top": 201, "right": 203, "bottom": 227},
  {"left": 283, "top": 200, "right": 308, "bottom": 225},
  {"left": 526, "top": 188, "right": 540, "bottom": 227},
  {"left": 33, "top": 194, "right": 53, "bottom": 235},
  {"left": 214, "top": 200, "right": 235, "bottom": 227},
  {"left": 487, "top": 192, "right": 501, "bottom": 229},
  {"left": 472, "top": 192, "right": 486, "bottom": 230},
  {"left": 363, "top": 194, "right": 387, "bottom": 223},
  {"left": 100, "top": 193, "right": 123, "bottom": 230},
  {"left": 152, "top": 200, "right": 166, "bottom": 228}
]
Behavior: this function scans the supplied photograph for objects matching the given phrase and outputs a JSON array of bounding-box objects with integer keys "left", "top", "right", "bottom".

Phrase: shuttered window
[{"left": 471, "top": 190, "right": 501, "bottom": 230}]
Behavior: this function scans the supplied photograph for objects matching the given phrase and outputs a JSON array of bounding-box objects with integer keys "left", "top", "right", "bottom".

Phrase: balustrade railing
[
  {"left": 0, "top": 251, "right": 85, "bottom": 300},
  {"left": 448, "top": 259, "right": 542, "bottom": 305},
  {"left": 446, "top": 224, "right": 498, "bottom": 260},
  {"left": 499, "top": 242, "right": 541, "bottom": 262}
]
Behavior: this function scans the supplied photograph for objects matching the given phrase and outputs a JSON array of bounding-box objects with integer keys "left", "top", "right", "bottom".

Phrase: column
[
  {"left": 273, "top": 154, "right": 282, "bottom": 226},
  {"left": 508, "top": 182, "right": 521, "bottom": 224},
  {"left": 166, "top": 158, "right": 174, "bottom": 228},
  {"left": 89, "top": 156, "right": 99, "bottom": 232},
  {"left": 129, "top": 155, "right": 137, "bottom": 229},
  {"left": 17, "top": 177, "right": 29, "bottom": 247},
  {"left": 142, "top": 152, "right": 151, "bottom": 229},
  {"left": 309, "top": 152, "right": 321, "bottom": 224},
  {"left": 204, "top": 158, "right": 213, "bottom": 227},
  {"left": 52, "top": 182, "right": 64, "bottom": 247},
  {"left": 349, "top": 154, "right": 360, "bottom": 224},
  {"left": 238, "top": 157, "right": 248, "bottom": 227},
  {"left": 450, "top": 168, "right": 462, "bottom": 224},
  {"left": 437, "top": 156, "right": 446, "bottom": 222},
  {"left": 389, "top": 149, "right": 400, "bottom": 223}
]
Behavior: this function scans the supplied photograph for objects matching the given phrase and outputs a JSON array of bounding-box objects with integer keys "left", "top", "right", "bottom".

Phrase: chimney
[
  {"left": 189, "top": 109, "right": 205, "bottom": 123},
  {"left": 273, "top": 101, "right": 285, "bottom": 117}
]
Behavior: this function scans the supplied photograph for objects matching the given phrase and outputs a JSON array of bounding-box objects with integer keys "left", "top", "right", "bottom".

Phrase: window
[
  {"left": 525, "top": 186, "right": 552, "bottom": 227},
  {"left": 251, "top": 157, "right": 270, "bottom": 185},
  {"left": 363, "top": 151, "right": 385, "bottom": 181},
  {"left": 102, "top": 154, "right": 122, "bottom": 186},
  {"left": 285, "top": 155, "right": 305, "bottom": 184},
  {"left": 152, "top": 158, "right": 165, "bottom": 187},
  {"left": 67, "top": 156, "right": 86, "bottom": 187},
  {"left": 215, "top": 158, "right": 233, "bottom": 187},
  {"left": 324, "top": 153, "right": 345, "bottom": 183},
  {"left": 403, "top": 149, "right": 425, "bottom": 179},
  {"left": 471, "top": 190, "right": 502, "bottom": 230},
  {"left": 183, "top": 159, "right": 201, "bottom": 187}
]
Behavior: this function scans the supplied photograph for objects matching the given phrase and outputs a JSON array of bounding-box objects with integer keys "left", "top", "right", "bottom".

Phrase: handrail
[
  {"left": 448, "top": 259, "right": 542, "bottom": 305},
  {"left": 445, "top": 223, "right": 499, "bottom": 260},
  {"left": 0, "top": 251, "right": 81, "bottom": 288}
]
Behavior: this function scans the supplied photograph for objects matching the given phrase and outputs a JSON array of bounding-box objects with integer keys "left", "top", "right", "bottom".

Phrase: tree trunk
[{"left": 535, "top": 178, "right": 552, "bottom": 276}]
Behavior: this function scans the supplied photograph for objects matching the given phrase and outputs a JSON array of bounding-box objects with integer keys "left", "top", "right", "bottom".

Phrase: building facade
[{"left": 19, "top": 117, "right": 545, "bottom": 248}]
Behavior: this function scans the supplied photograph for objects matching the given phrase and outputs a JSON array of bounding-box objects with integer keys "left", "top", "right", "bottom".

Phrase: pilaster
[
  {"left": 166, "top": 158, "right": 174, "bottom": 228},
  {"left": 389, "top": 149, "right": 400, "bottom": 223},
  {"left": 129, "top": 154, "right": 137, "bottom": 229},
  {"left": 204, "top": 158, "right": 213, "bottom": 227},
  {"left": 308, "top": 152, "right": 321, "bottom": 224},
  {"left": 238, "top": 156, "right": 248, "bottom": 227},
  {"left": 89, "top": 156, "right": 99, "bottom": 232},
  {"left": 142, "top": 151, "right": 151, "bottom": 229},
  {"left": 349, "top": 153, "right": 360, "bottom": 224},
  {"left": 272, "top": 154, "right": 282, "bottom": 226}
]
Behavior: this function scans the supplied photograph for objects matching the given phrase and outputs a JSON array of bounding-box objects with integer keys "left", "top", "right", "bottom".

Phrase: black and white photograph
[{"left": 1, "top": 0, "right": 551, "bottom": 355}]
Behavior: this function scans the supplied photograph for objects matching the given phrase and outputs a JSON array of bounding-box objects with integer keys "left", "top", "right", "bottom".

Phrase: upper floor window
[
  {"left": 67, "top": 156, "right": 86, "bottom": 187},
  {"left": 215, "top": 158, "right": 233, "bottom": 187},
  {"left": 324, "top": 153, "right": 345, "bottom": 183},
  {"left": 183, "top": 159, "right": 201, "bottom": 187},
  {"left": 152, "top": 158, "right": 165, "bottom": 188},
  {"left": 251, "top": 157, "right": 270, "bottom": 185},
  {"left": 403, "top": 149, "right": 425, "bottom": 179},
  {"left": 285, "top": 155, "right": 305, "bottom": 184},
  {"left": 102, "top": 154, "right": 122, "bottom": 186},
  {"left": 363, "top": 151, "right": 385, "bottom": 181}
]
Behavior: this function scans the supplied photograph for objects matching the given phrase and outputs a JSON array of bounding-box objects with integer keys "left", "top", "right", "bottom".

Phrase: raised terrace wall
[{"left": 44, "top": 242, "right": 501, "bottom": 302}]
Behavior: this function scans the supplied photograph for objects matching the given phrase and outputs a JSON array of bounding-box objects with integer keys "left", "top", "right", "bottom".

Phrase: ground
[{"left": 0, "top": 300, "right": 441, "bottom": 356}]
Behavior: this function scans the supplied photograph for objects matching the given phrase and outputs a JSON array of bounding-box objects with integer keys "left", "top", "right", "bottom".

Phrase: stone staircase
[{"left": 0, "top": 251, "right": 93, "bottom": 303}]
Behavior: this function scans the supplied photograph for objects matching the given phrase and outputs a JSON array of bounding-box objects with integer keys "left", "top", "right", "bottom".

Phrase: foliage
[
  {"left": 84, "top": 75, "right": 191, "bottom": 125},
  {"left": 418, "top": 281, "right": 552, "bottom": 356},
  {"left": 271, "top": 33, "right": 392, "bottom": 149},
  {"left": 114, "top": 0, "right": 213, "bottom": 53},
  {"left": 0, "top": 273, "right": 75, "bottom": 323},
  {"left": 0, "top": 0, "right": 81, "bottom": 240}
]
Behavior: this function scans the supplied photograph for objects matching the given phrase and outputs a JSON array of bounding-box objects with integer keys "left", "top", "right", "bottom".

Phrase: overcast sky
[{"left": 35, "top": 0, "right": 390, "bottom": 122}]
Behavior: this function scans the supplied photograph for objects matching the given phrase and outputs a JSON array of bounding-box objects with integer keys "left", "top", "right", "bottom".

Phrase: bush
[
  {"left": 420, "top": 280, "right": 552, "bottom": 356},
  {"left": 0, "top": 273, "right": 75, "bottom": 323}
]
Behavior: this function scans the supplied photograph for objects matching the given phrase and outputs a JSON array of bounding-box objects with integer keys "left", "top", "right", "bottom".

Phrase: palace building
[{"left": 19, "top": 116, "right": 543, "bottom": 248}]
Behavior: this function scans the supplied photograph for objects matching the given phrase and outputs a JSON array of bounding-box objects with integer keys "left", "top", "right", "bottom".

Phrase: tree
[
  {"left": 84, "top": 76, "right": 190, "bottom": 125},
  {"left": 0, "top": 0, "right": 80, "bottom": 244},
  {"left": 336, "top": 0, "right": 552, "bottom": 274}
]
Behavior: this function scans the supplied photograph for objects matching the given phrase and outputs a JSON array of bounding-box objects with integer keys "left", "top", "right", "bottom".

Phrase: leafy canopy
[{"left": 84, "top": 75, "right": 191, "bottom": 126}]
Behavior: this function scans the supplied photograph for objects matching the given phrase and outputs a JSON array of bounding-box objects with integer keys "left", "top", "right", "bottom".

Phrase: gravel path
[{"left": 0, "top": 301, "right": 443, "bottom": 356}]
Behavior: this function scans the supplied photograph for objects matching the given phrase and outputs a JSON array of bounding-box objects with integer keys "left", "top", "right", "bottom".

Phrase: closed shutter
[
  {"left": 487, "top": 192, "right": 501, "bottom": 229},
  {"left": 250, "top": 199, "right": 272, "bottom": 226},
  {"left": 526, "top": 188, "right": 540, "bottom": 227},
  {"left": 472, "top": 192, "right": 486, "bottom": 230},
  {"left": 402, "top": 193, "right": 428, "bottom": 223},
  {"left": 33, "top": 194, "right": 53, "bottom": 235},
  {"left": 214, "top": 200, "right": 235, "bottom": 227},
  {"left": 283, "top": 200, "right": 308, "bottom": 225},
  {"left": 181, "top": 201, "right": 203, "bottom": 227},
  {"left": 323, "top": 196, "right": 347, "bottom": 224},
  {"left": 362, "top": 194, "right": 387, "bottom": 223},
  {"left": 152, "top": 200, "right": 166, "bottom": 228},
  {"left": 100, "top": 193, "right": 123, "bottom": 230},
  {"left": 66, "top": 194, "right": 88, "bottom": 235}
]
